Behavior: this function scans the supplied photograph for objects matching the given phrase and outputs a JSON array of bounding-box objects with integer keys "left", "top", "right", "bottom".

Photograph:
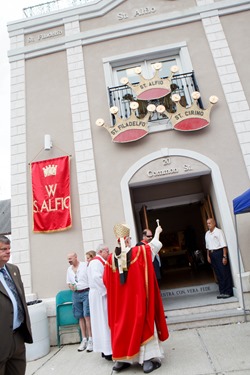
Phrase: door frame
[{"left": 120, "top": 148, "right": 243, "bottom": 290}]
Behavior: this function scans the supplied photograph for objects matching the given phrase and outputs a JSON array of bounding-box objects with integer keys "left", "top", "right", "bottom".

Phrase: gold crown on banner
[
  {"left": 43, "top": 164, "right": 58, "bottom": 177},
  {"left": 96, "top": 102, "right": 156, "bottom": 143},
  {"left": 156, "top": 91, "right": 219, "bottom": 131},
  {"left": 120, "top": 63, "right": 179, "bottom": 100},
  {"left": 114, "top": 223, "right": 130, "bottom": 239}
]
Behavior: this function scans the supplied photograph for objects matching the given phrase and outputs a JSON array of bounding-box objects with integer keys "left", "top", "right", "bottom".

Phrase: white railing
[{"left": 23, "top": 0, "right": 100, "bottom": 17}]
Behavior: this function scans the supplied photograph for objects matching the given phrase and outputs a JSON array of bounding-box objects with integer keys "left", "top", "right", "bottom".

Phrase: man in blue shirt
[{"left": 0, "top": 235, "right": 33, "bottom": 375}]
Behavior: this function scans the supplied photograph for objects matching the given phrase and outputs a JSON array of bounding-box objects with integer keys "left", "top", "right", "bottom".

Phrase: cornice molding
[
  {"left": 7, "top": 0, "right": 126, "bottom": 32},
  {"left": 8, "top": 0, "right": 250, "bottom": 61}
]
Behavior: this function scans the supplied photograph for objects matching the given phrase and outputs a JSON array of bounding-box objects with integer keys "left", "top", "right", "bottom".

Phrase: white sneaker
[
  {"left": 86, "top": 339, "right": 93, "bottom": 352},
  {"left": 78, "top": 339, "right": 87, "bottom": 352}
]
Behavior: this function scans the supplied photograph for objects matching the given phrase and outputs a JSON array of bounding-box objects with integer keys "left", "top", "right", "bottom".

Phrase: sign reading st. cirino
[{"left": 31, "top": 156, "right": 72, "bottom": 232}]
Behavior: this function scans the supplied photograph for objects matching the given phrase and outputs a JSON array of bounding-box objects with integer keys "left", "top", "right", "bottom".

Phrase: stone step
[
  {"left": 166, "top": 307, "right": 246, "bottom": 330},
  {"left": 161, "top": 283, "right": 246, "bottom": 329}
]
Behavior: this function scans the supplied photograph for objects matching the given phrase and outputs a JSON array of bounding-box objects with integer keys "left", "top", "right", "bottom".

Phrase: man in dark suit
[{"left": 0, "top": 235, "right": 33, "bottom": 375}]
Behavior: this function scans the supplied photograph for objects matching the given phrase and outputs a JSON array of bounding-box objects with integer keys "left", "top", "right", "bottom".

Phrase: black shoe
[
  {"left": 217, "top": 294, "right": 224, "bottom": 299},
  {"left": 113, "top": 362, "right": 131, "bottom": 372},
  {"left": 222, "top": 294, "right": 233, "bottom": 299},
  {"left": 104, "top": 354, "right": 112, "bottom": 361},
  {"left": 143, "top": 360, "right": 161, "bottom": 374}
]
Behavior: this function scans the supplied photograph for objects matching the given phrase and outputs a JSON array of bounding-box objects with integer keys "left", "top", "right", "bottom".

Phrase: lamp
[{"left": 44, "top": 134, "right": 52, "bottom": 150}]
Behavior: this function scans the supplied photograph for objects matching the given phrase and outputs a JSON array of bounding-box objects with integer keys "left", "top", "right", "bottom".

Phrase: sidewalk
[{"left": 26, "top": 321, "right": 250, "bottom": 375}]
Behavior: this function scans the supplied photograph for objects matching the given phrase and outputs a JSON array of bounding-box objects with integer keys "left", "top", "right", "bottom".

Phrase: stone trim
[
  {"left": 8, "top": 1, "right": 250, "bottom": 61},
  {"left": 65, "top": 20, "right": 103, "bottom": 251},
  {"left": 9, "top": 34, "right": 32, "bottom": 293},
  {"left": 197, "top": 0, "right": 250, "bottom": 178}
]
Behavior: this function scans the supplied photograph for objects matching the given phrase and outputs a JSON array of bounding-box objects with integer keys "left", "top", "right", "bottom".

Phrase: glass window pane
[
  {"left": 149, "top": 59, "right": 177, "bottom": 78},
  {"left": 116, "top": 65, "right": 142, "bottom": 85},
  {"left": 115, "top": 57, "right": 178, "bottom": 84}
]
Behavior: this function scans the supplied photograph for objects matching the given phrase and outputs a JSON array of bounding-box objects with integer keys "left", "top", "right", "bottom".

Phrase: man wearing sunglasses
[{"left": 137, "top": 229, "right": 162, "bottom": 284}]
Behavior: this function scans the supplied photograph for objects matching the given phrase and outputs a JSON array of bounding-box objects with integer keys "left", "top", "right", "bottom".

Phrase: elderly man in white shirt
[
  {"left": 87, "top": 244, "right": 112, "bottom": 360},
  {"left": 205, "top": 218, "right": 233, "bottom": 299},
  {"left": 66, "top": 252, "right": 93, "bottom": 352}
]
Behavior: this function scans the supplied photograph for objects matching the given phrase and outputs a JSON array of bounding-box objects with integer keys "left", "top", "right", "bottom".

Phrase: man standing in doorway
[
  {"left": 67, "top": 252, "right": 93, "bottom": 352},
  {"left": 88, "top": 244, "right": 112, "bottom": 361},
  {"left": 205, "top": 218, "right": 233, "bottom": 299},
  {"left": 0, "top": 235, "right": 33, "bottom": 375},
  {"left": 137, "top": 229, "right": 162, "bottom": 284}
]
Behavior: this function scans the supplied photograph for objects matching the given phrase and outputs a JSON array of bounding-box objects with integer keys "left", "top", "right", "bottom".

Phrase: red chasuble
[{"left": 103, "top": 245, "right": 169, "bottom": 360}]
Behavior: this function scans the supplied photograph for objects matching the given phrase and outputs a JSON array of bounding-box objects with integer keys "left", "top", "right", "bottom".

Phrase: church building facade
[{"left": 7, "top": 0, "right": 250, "bottom": 338}]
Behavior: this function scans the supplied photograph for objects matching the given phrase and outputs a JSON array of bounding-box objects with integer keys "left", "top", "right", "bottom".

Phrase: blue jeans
[{"left": 72, "top": 290, "right": 90, "bottom": 319}]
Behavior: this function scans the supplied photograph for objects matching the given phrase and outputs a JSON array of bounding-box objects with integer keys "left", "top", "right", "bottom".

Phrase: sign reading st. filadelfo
[
  {"left": 108, "top": 119, "right": 148, "bottom": 143},
  {"left": 96, "top": 102, "right": 156, "bottom": 143},
  {"left": 25, "top": 27, "right": 64, "bottom": 45}
]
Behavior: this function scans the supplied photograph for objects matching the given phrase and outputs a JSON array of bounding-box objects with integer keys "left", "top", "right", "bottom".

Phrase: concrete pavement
[{"left": 26, "top": 321, "right": 250, "bottom": 375}]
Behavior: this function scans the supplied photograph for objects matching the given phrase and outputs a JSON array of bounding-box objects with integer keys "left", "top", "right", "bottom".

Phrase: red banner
[{"left": 31, "top": 156, "right": 72, "bottom": 232}]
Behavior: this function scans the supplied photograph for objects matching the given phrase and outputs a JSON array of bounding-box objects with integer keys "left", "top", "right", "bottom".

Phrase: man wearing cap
[{"left": 104, "top": 223, "right": 169, "bottom": 374}]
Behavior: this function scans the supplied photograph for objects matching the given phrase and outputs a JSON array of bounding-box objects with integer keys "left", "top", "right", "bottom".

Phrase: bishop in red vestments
[{"left": 103, "top": 223, "right": 169, "bottom": 373}]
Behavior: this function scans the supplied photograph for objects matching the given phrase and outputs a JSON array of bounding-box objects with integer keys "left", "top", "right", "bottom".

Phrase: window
[
  {"left": 114, "top": 57, "right": 180, "bottom": 86},
  {"left": 103, "top": 43, "right": 198, "bottom": 130}
]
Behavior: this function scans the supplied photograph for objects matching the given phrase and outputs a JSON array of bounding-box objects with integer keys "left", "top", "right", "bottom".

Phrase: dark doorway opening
[
  {"left": 145, "top": 203, "right": 214, "bottom": 289},
  {"left": 131, "top": 176, "right": 216, "bottom": 290}
]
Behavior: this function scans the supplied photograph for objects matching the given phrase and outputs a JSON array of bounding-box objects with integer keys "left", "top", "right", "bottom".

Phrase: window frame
[{"left": 102, "top": 42, "right": 193, "bottom": 132}]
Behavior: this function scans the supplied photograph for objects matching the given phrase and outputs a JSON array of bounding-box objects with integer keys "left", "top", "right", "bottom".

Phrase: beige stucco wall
[
  {"left": 25, "top": 51, "right": 83, "bottom": 297},
  {"left": 219, "top": 11, "right": 250, "bottom": 271},
  {"left": 7, "top": 0, "right": 250, "bottom": 298},
  {"left": 83, "top": 17, "right": 250, "bottom": 254},
  {"left": 79, "top": 0, "right": 197, "bottom": 31},
  {"left": 220, "top": 11, "right": 250, "bottom": 108}
]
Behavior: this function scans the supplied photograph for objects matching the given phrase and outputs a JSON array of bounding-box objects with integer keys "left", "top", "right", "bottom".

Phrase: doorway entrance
[
  {"left": 131, "top": 177, "right": 216, "bottom": 290},
  {"left": 121, "top": 148, "right": 238, "bottom": 296},
  {"left": 141, "top": 203, "right": 215, "bottom": 289}
]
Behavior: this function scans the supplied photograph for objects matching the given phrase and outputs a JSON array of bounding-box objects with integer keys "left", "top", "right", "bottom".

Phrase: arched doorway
[{"left": 121, "top": 148, "right": 240, "bottom": 292}]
